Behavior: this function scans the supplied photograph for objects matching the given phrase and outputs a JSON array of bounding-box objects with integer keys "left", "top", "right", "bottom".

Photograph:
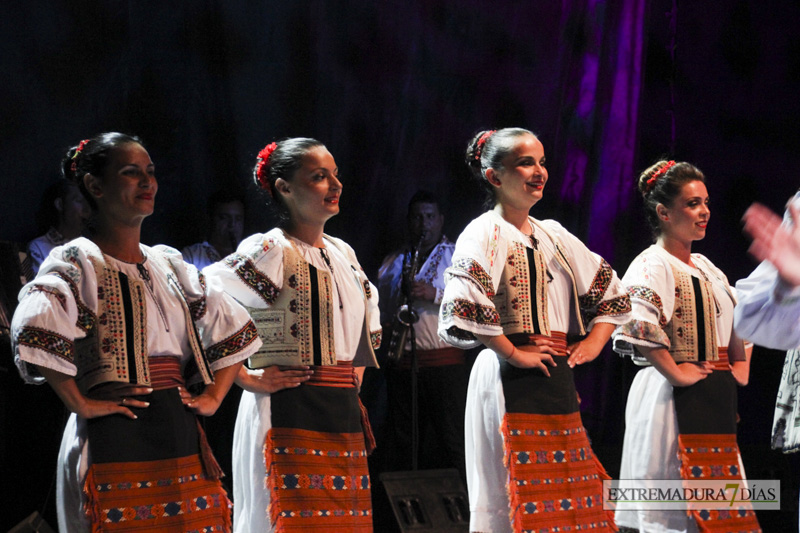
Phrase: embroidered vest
[
  {"left": 665, "top": 262, "right": 719, "bottom": 362},
  {"left": 492, "top": 220, "right": 586, "bottom": 338},
  {"left": 246, "top": 233, "right": 379, "bottom": 369},
  {"left": 74, "top": 244, "right": 212, "bottom": 394}
]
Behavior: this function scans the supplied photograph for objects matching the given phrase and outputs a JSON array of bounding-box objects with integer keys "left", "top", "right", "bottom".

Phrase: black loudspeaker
[
  {"left": 380, "top": 468, "right": 469, "bottom": 532},
  {"left": 7, "top": 512, "right": 56, "bottom": 533}
]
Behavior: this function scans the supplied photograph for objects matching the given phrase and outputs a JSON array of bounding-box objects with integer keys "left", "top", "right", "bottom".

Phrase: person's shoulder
[
  {"left": 458, "top": 211, "right": 495, "bottom": 238},
  {"left": 324, "top": 233, "right": 359, "bottom": 261},
  {"left": 236, "top": 230, "right": 285, "bottom": 259}
]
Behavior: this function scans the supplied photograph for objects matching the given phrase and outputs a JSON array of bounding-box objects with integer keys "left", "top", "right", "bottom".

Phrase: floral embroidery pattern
[
  {"left": 627, "top": 285, "right": 666, "bottom": 327},
  {"left": 225, "top": 254, "right": 280, "bottom": 304},
  {"left": 16, "top": 326, "right": 74, "bottom": 362},
  {"left": 441, "top": 298, "right": 500, "bottom": 326},
  {"left": 449, "top": 258, "right": 495, "bottom": 298},
  {"left": 615, "top": 319, "right": 670, "bottom": 347},
  {"left": 369, "top": 329, "right": 382, "bottom": 350},
  {"left": 52, "top": 272, "right": 96, "bottom": 333},
  {"left": 205, "top": 320, "right": 260, "bottom": 364},
  {"left": 593, "top": 295, "right": 632, "bottom": 318}
]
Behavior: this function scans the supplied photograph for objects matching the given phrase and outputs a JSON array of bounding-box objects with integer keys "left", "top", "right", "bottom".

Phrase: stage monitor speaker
[
  {"left": 380, "top": 468, "right": 469, "bottom": 532},
  {"left": 7, "top": 511, "right": 56, "bottom": 533}
]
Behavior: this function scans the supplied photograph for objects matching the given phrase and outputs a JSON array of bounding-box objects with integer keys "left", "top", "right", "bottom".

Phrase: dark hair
[
  {"left": 638, "top": 160, "right": 706, "bottom": 238},
  {"left": 36, "top": 179, "right": 79, "bottom": 234},
  {"left": 62, "top": 132, "right": 144, "bottom": 211},
  {"left": 252, "top": 137, "right": 325, "bottom": 225},
  {"left": 407, "top": 190, "right": 442, "bottom": 217},
  {"left": 465, "top": 127, "right": 537, "bottom": 208},
  {"left": 207, "top": 188, "right": 246, "bottom": 219}
]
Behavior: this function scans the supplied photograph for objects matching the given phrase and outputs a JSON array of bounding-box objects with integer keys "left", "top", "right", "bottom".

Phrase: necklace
[{"left": 319, "top": 247, "right": 344, "bottom": 310}]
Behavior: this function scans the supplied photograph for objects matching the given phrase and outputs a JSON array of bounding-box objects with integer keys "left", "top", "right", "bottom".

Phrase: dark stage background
[{"left": 2, "top": 1, "right": 800, "bottom": 531}]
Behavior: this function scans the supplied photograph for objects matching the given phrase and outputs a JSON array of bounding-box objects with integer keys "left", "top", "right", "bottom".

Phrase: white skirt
[
  {"left": 56, "top": 414, "right": 91, "bottom": 533},
  {"left": 615, "top": 366, "right": 698, "bottom": 533},
  {"left": 232, "top": 390, "right": 275, "bottom": 533}
]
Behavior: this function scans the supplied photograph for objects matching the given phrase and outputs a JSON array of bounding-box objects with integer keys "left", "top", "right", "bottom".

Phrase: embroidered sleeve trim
[
  {"left": 370, "top": 329, "right": 382, "bottom": 350},
  {"left": 16, "top": 326, "right": 75, "bottom": 363},
  {"left": 594, "top": 294, "right": 632, "bottom": 317},
  {"left": 627, "top": 285, "right": 667, "bottom": 327},
  {"left": 52, "top": 272, "right": 96, "bottom": 333},
  {"left": 224, "top": 254, "right": 280, "bottom": 305},
  {"left": 205, "top": 320, "right": 260, "bottom": 364},
  {"left": 441, "top": 298, "right": 500, "bottom": 327},
  {"left": 579, "top": 259, "right": 613, "bottom": 310},
  {"left": 449, "top": 258, "right": 495, "bottom": 299},
  {"left": 616, "top": 319, "right": 670, "bottom": 348}
]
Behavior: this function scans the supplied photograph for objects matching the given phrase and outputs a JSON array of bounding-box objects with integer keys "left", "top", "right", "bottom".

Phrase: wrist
[{"left": 499, "top": 347, "right": 516, "bottom": 361}]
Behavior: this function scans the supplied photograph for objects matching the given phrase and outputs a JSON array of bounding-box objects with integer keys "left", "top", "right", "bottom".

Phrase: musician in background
[
  {"left": 182, "top": 189, "right": 245, "bottom": 270},
  {"left": 376, "top": 190, "right": 467, "bottom": 479}
]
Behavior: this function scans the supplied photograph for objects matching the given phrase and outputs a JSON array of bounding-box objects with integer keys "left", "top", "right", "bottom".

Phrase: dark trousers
[{"left": 384, "top": 362, "right": 469, "bottom": 481}]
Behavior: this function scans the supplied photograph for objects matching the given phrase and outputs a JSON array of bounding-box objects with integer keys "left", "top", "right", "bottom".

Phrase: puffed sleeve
[
  {"left": 12, "top": 244, "right": 99, "bottom": 383},
  {"left": 438, "top": 217, "right": 504, "bottom": 349},
  {"left": 155, "top": 245, "right": 262, "bottom": 371},
  {"left": 612, "top": 250, "right": 673, "bottom": 357},
  {"left": 543, "top": 220, "right": 632, "bottom": 329},
  {"left": 203, "top": 232, "right": 285, "bottom": 309}
]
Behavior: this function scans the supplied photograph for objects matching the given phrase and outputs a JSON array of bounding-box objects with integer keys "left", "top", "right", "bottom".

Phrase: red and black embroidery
[
  {"left": 441, "top": 298, "right": 500, "bottom": 326},
  {"left": 225, "top": 254, "right": 280, "bottom": 305},
  {"left": 594, "top": 294, "right": 632, "bottom": 317},
  {"left": 16, "top": 326, "right": 75, "bottom": 363},
  {"left": 578, "top": 259, "right": 613, "bottom": 310},
  {"left": 449, "top": 258, "right": 495, "bottom": 299},
  {"left": 627, "top": 285, "right": 666, "bottom": 327},
  {"left": 370, "top": 329, "right": 382, "bottom": 350},
  {"left": 205, "top": 320, "right": 260, "bottom": 365},
  {"left": 52, "top": 272, "right": 96, "bottom": 333}
]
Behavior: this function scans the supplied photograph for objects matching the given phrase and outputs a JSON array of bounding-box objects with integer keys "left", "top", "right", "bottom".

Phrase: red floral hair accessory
[
  {"left": 474, "top": 130, "right": 497, "bottom": 160},
  {"left": 70, "top": 139, "right": 90, "bottom": 173},
  {"left": 644, "top": 160, "right": 676, "bottom": 193},
  {"left": 255, "top": 142, "right": 278, "bottom": 194}
]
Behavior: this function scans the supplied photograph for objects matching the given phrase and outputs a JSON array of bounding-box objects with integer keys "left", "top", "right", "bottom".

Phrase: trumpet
[{"left": 386, "top": 233, "right": 425, "bottom": 363}]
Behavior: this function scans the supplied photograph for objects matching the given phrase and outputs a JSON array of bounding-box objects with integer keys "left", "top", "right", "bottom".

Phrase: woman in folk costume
[
  {"left": 203, "top": 138, "right": 381, "bottom": 532},
  {"left": 11, "top": 133, "right": 262, "bottom": 532},
  {"left": 612, "top": 160, "right": 759, "bottom": 533},
  {"left": 438, "top": 127, "right": 632, "bottom": 533}
]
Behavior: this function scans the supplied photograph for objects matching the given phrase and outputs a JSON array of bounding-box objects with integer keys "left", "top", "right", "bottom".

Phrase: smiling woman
[
  {"left": 204, "top": 137, "right": 381, "bottom": 532},
  {"left": 10, "top": 132, "right": 262, "bottom": 532},
  {"left": 612, "top": 160, "right": 759, "bottom": 532},
  {"left": 438, "top": 127, "right": 632, "bottom": 532}
]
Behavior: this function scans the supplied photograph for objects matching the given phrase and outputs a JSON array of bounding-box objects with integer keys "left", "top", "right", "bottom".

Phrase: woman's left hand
[
  {"left": 566, "top": 338, "right": 604, "bottom": 368},
  {"left": 179, "top": 386, "right": 223, "bottom": 417}
]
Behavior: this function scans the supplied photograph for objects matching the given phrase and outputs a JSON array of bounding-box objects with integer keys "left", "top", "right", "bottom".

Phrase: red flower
[{"left": 256, "top": 142, "right": 278, "bottom": 193}]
